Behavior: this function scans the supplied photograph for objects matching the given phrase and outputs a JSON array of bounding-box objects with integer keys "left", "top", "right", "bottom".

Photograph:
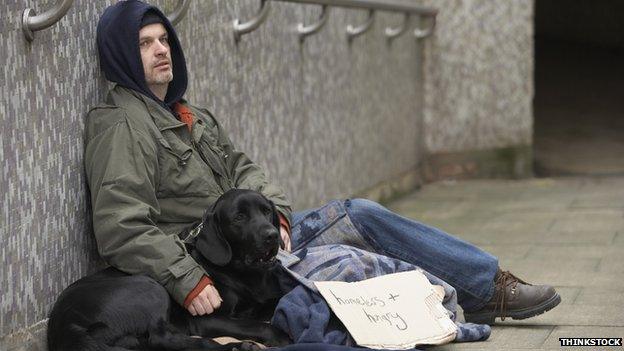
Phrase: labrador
[{"left": 47, "top": 189, "right": 296, "bottom": 351}]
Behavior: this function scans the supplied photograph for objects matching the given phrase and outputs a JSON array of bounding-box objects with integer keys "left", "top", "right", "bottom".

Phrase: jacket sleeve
[
  {"left": 198, "top": 108, "right": 293, "bottom": 224},
  {"left": 85, "top": 108, "right": 205, "bottom": 306}
]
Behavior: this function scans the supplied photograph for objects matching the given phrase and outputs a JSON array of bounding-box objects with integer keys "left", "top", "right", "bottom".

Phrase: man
[{"left": 87, "top": 0, "right": 560, "bottom": 325}]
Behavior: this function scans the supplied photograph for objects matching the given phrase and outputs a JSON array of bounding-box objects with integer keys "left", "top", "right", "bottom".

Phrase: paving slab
[
  {"left": 613, "top": 231, "right": 624, "bottom": 244},
  {"left": 499, "top": 195, "right": 577, "bottom": 212},
  {"left": 502, "top": 305, "right": 624, "bottom": 326},
  {"left": 526, "top": 245, "right": 623, "bottom": 260},
  {"left": 598, "top": 259, "right": 624, "bottom": 273},
  {"left": 456, "top": 229, "right": 616, "bottom": 246},
  {"left": 549, "top": 212, "right": 624, "bottom": 232},
  {"left": 574, "top": 288, "right": 624, "bottom": 306},
  {"left": 570, "top": 194, "right": 624, "bottom": 209},
  {"left": 500, "top": 257, "right": 600, "bottom": 274},
  {"left": 477, "top": 244, "right": 533, "bottom": 260},
  {"left": 517, "top": 270, "right": 624, "bottom": 289},
  {"left": 431, "top": 325, "right": 555, "bottom": 350},
  {"left": 386, "top": 177, "right": 624, "bottom": 350}
]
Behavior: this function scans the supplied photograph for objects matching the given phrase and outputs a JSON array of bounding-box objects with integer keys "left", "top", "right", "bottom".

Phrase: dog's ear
[
  {"left": 269, "top": 200, "right": 286, "bottom": 249},
  {"left": 194, "top": 210, "right": 232, "bottom": 266}
]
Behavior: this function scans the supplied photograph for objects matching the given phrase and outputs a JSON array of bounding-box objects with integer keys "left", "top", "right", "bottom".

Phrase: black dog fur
[{"left": 47, "top": 189, "right": 297, "bottom": 351}]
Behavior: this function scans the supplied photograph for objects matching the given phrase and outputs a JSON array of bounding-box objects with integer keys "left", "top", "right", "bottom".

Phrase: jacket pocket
[
  {"left": 290, "top": 200, "right": 374, "bottom": 252},
  {"left": 156, "top": 130, "right": 221, "bottom": 198},
  {"left": 158, "top": 137, "right": 192, "bottom": 165}
]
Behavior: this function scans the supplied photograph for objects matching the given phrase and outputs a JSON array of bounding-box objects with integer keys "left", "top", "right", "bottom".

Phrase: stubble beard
[
  {"left": 147, "top": 69, "right": 173, "bottom": 86},
  {"left": 145, "top": 67, "right": 173, "bottom": 100}
]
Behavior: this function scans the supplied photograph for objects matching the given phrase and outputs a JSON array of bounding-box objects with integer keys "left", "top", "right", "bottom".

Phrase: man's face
[{"left": 139, "top": 23, "right": 173, "bottom": 94}]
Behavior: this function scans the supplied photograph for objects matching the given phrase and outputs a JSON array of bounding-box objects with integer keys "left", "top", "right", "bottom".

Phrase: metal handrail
[
  {"left": 276, "top": 0, "right": 437, "bottom": 40},
  {"left": 168, "top": 0, "right": 191, "bottom": 26},
  {"left": 273, "top": 0, "right": 437, "bottom": 17},
  {"left": 23, "top": 0, "right": 188, "bottom": 41},
  {"left": 414, "top": 15, "right": 436, "bottom": 39},
  {"left": 297, "top": 5, "right": 329, "bottom": 41},
  {"left": 346, "top": 9, "right": 374, "bottom": 41},
  {"left": 21, "top": 0, "right": 435, "bottom": 42},
  {"left": 22, "top": 0, "right": 74, "bottom": 42},
  {"left": 385, "top": 13, "right": 409, "bottom": 40},
  {"left": 233, "top": 0, "right": 272, "bottom": 41},
  {"left": 234, "top": 0, "right": 437, "bottom": 40}
]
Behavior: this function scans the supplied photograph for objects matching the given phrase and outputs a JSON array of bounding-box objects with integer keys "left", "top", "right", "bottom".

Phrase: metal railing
[
  {"left": 22, "top": 0, "right": 74, "bottom": 41},
  {"left": 22, "top": 0, "right": 191, "bottom": 42},
  {"left": 22, "top": 0, "right": 437, "bottom": 43},
  {"left": 279, "top": 0, "right": 437, "bottom": 16},
  {"left": 234, "top": 0, "right": 438, "bottom": 41}
]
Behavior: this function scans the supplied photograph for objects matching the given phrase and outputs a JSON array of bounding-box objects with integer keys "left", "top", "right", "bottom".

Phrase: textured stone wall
[
  {"left": 421, "top": 0, "right": 534, "bottom": 153},
  {"left": 0, "top": 0, "right": 426, "bottom": 341}
]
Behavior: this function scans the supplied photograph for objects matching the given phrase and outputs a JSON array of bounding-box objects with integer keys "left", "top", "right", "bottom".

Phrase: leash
[{"left": 179, "top": 221, "right": 204, "bottom": 244}]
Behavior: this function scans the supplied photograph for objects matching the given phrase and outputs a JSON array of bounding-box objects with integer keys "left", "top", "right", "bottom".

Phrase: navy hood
[{"left": 96, "top": 0, "right": 187, "bottom": 107}]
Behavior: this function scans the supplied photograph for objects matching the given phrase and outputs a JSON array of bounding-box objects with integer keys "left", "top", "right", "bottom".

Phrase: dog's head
[{"left": 195, "top": 189, "right": 283, "bottom": 269}]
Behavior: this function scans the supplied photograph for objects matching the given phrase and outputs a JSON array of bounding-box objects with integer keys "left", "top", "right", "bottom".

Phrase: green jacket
[{"left": 84, "top": 85, "right": 292, "bottom": 305}]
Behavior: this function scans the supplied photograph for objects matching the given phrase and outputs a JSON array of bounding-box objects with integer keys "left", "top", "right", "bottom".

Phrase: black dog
[{"left": 48, "top": 189, "right": 296, "bottom": 351}]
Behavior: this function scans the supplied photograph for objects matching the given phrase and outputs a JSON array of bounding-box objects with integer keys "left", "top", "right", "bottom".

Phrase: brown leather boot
[{"left": 464, "top": 269, "right": 561, "bottom": 324}]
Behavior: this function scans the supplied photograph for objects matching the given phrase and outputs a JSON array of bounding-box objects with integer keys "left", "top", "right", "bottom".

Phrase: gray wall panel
[{"left": 421, "top": 0, "right": 534, "bottom": 153}]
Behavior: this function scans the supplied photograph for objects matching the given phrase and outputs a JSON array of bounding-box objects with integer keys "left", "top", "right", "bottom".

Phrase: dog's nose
[{"left": 263, "top": 228, "right": 279, "bottom": 244}]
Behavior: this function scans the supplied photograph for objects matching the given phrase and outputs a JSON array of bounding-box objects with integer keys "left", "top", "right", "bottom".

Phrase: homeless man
[{"left": 86, "top": 0, "right": 561, "bottom": 326}]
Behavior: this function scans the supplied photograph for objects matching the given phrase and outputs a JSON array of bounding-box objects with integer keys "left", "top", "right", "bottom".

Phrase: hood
[{"left": 96, "top": 0, "right": 188, "bottom": 107}]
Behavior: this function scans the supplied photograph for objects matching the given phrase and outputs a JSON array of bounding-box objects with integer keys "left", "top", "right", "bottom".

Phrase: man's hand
[
  {"left": 280, "top": 226, "right": 292, "bottom": 252},
  {"left": 186, "top": 283, "right": 222, "bottom": 316}
]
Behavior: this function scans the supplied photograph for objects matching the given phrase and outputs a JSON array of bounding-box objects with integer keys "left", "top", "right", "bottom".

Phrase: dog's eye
[
  {"left": 262, "top": 208, "right": 272, "bottom": 216},
  {"left": 233, "top": 213, "right": 247, "bottom": 222}
]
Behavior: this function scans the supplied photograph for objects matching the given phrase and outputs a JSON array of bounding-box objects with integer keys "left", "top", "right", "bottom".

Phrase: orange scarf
[{"left": 174, "top": 102, "right": 194, "bottom": 132}]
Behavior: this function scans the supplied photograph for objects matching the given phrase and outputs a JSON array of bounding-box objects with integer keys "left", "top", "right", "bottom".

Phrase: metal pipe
[
  {"left": 168, "top": 0, "right": 191, "bottom": 26},
  {"left": 414, "top": 15, "right": 436, "bottom": 39},
  {"left": 233, "top": 0, "right": 272, "bottom": 41},
  {"left": 273, "top": 0, "right": 437, "bottom": 16},
  {"left": 346, "top": 9, "right": 374, "bottom": 41},
  {"left": 297, "top": 5, "right": 329, "bottom": 41},
  {"left": 22, "top": 0, "right": 74, "bottom": 42},
  {"left": 385, "top": 13, "right": 409, "bottom": 40}
]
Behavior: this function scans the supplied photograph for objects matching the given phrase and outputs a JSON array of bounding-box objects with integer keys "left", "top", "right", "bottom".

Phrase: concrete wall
[
  {"left": 0, "top": 0, "right": 534, "bottom": 348},
  {"left": 421, "top": 0, "right": 534, "bottom": 176},
  {"left": 410, "top": 0, "right": 534, "bottom": 180}
]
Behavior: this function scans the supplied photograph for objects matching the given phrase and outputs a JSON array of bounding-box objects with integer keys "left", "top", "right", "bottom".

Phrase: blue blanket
[{"left": 272, "top": 245, "right": 491, "bottom": 347}]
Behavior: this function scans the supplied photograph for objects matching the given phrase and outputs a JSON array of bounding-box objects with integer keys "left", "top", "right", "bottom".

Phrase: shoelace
[{"left": 493, "top": 270, "right": 529, "bottom": 321}]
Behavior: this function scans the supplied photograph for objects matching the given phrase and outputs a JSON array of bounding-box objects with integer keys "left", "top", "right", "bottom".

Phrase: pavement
[{"left": 386, "top": 176, "right": 624, "bottom": 350}]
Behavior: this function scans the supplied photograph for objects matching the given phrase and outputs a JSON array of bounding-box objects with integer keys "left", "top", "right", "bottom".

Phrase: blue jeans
[{"left": 290, "top": 198, "right": 498, "bottom": 312}]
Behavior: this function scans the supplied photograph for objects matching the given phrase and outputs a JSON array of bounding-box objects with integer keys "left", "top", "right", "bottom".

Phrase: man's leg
[
  {"left": 344, "top": 198, "right": 561, "bottom": 323},
  {"left": 291, "top": 198, "right": 560, "bottom": 323},
  {"left": 342, "top": 198, "right": 498, "bottom": 312}
]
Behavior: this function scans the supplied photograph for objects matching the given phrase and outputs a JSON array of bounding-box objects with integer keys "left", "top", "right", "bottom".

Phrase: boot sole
[{"left": 464, "top": 292, "right": 562, "bottom": 325}]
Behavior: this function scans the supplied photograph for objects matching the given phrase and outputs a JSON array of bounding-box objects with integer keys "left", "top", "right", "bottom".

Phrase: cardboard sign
[{"left": 314, "top": 270, "right": 457, "bottom": 349}]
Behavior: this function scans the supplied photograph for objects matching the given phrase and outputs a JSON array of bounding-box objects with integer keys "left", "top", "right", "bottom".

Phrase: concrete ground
[{"left": 386, "top": 176, "right": 624, "bottom": 350}]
